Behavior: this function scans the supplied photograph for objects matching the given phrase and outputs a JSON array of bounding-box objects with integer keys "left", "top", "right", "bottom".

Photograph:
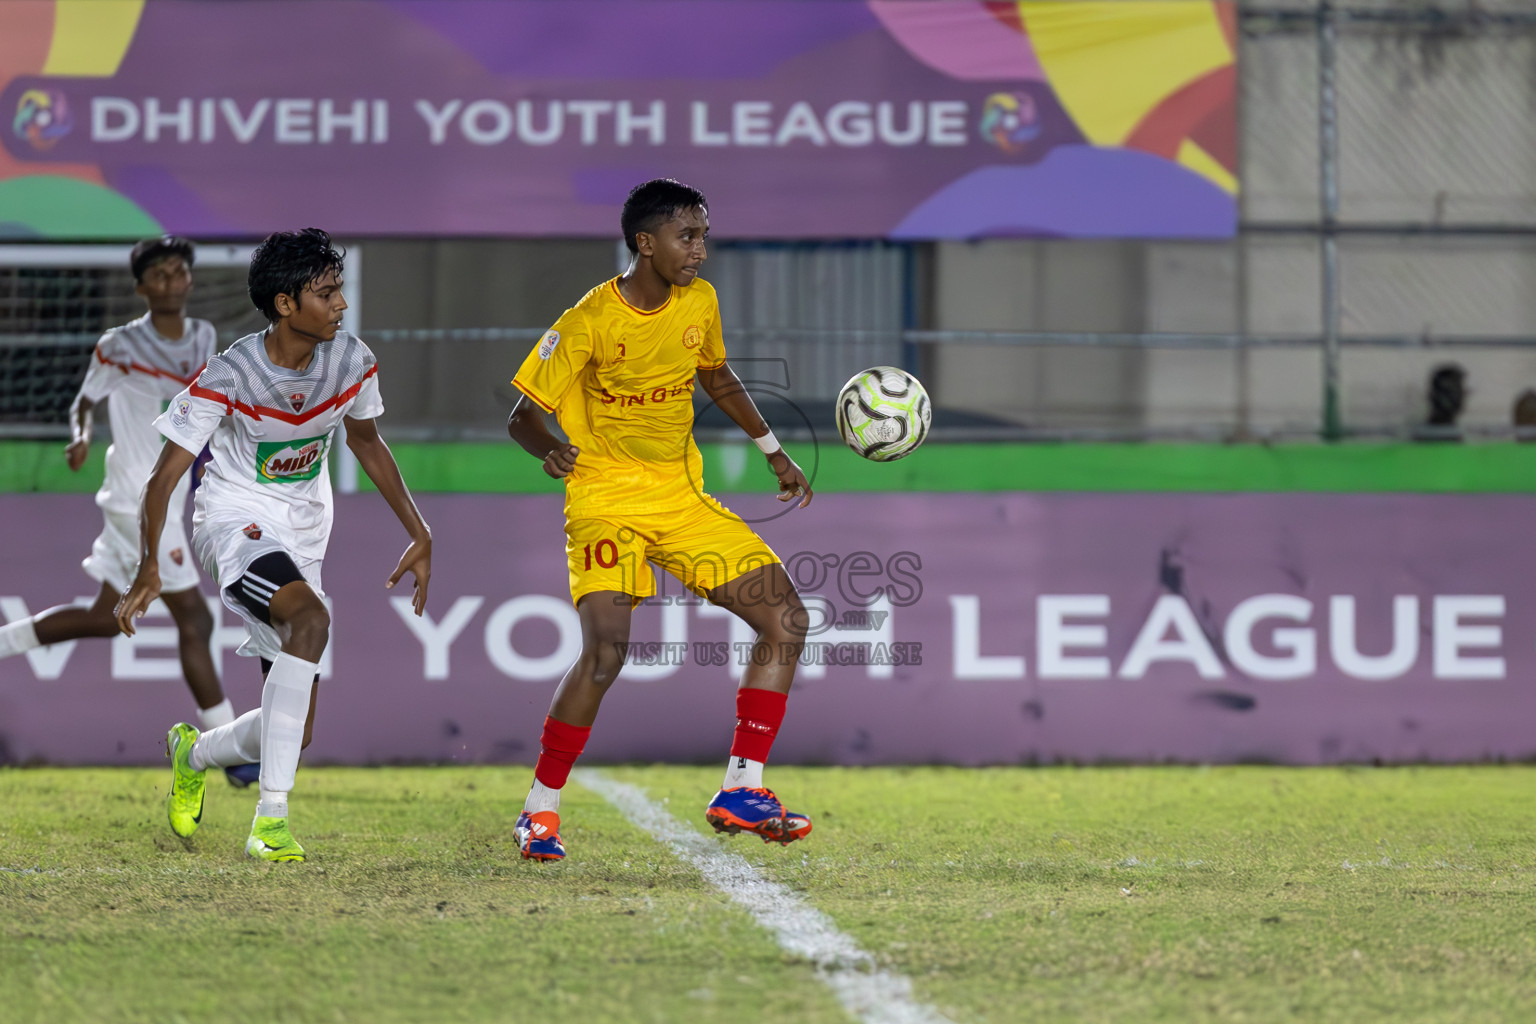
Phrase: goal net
[{"left": 0, "top": 244, "right": 263, "bottom": 436}]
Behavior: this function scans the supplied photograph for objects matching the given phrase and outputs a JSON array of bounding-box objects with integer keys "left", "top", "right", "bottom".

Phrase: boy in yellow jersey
[{"left": 506, "top": 178, "right": 815, "bottom": 861}]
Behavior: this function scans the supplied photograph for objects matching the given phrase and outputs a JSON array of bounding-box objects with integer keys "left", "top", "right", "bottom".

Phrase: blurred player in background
[
  {"left": 506, "top": 178, "right": 814, "bottom": 862},
  {"left": 0, "top": 237, "right": 256, "bottom": 784},
  {"left": 117, "top": 228, "right": 433, "bottom": 863}
]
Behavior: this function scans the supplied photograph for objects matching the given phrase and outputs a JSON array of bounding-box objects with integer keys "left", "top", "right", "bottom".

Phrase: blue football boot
[
  {"left": 705, "top": 787, "right": 813, "bottom": 845},
  {"left": 515, "top": 811, "right": 565, "bottom": 861}
]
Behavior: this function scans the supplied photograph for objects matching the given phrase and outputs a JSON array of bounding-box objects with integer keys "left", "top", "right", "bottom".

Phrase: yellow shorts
[{"left": 566, "top": 494, "right": 781, "bottom": 605}]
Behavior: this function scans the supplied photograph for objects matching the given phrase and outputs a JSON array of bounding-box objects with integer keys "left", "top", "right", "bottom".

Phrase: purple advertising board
[
  {"left": 0, "top": 0, "right": 1238, "bottom": 239},
  {"left": 2, "top": 490, "right": 1534, "bottom": 767}
]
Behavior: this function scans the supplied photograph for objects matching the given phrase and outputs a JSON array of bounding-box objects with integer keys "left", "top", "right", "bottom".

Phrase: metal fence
[
  {"left": 4, "top": 1, "right": 1536, "bottom": 443},
  {"left": 0, "top": 252, "right": 264, "bottom": 434},
  {"left": 1243, "top": 0, "right": 1536, "bottom": 440}
]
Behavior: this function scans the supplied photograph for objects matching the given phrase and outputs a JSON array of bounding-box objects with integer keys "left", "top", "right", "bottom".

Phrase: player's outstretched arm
[
  {"left": 697, "top": 362, "right": 813, "bottom": 509},
  {"left": 115, "top": 441, "right": 197, "bottom": 634},
  {"left": 343, "top": 415, "right": 433, "bottom": 616},
  {"left": 507, "top": 393, "right": 579, "bottom": 478},
  {"left": 64, "top": 393, "right": 96, "bottom": 471}
]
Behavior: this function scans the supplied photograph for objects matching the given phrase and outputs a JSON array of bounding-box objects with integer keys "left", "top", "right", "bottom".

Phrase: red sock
[
  {"left": 730, "top": 687, "right": 787, "bottom": 763},
  {"left": 533, "top": 716, "right": 591, "bottom": 789}
]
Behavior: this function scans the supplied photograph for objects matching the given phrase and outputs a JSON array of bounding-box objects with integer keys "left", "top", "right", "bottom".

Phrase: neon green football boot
[
  {"left": 164, "top": 722, "right": 206, "bottom": 838},
  {"left": 246, "top": 816, "right": 306, "bottom": 862}
]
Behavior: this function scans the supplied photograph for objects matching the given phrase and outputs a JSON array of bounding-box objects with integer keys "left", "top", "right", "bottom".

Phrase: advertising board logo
[
  {"left": 255, "top": 435, "right": 327, "bottom": 483},
  {"left": 14, "top": 89, "right": 72, "bottom": 150},
  {"left": 979, "top": 92, "right": 1039, "bottom": 152}
]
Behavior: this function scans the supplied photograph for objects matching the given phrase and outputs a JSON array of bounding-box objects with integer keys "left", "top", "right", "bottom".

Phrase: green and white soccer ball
[{"left": 834, "top": 366, "right": 932, "bottom": 461}]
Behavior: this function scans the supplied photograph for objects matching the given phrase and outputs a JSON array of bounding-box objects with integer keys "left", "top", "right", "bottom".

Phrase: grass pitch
[{"left": 3, "top": 765, "right": 1535, "bottom": 1023}]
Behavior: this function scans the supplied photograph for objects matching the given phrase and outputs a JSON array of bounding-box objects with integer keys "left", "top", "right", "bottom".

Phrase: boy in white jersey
[
  {"left": 117, "top": 228, "right": 433, "bottom": 862},
  {"left": 0, "top": 237, "right": 247, "bottom": 775}
]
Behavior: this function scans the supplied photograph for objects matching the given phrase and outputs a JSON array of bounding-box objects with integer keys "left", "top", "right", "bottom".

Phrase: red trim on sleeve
[
  {"left": 513, "top": 378, "right": 558, "bottom": 413},
  {"left": 189, "top": 381, "right": 233, "bottom": 413}
]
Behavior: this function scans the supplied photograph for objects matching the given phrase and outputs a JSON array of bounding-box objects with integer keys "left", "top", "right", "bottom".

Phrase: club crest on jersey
[
  {"left": 169, "top": 548, "right": 184, "bottom": 565},
  {"left": 243, "top": 523, "right": 262, "bottom": 540},
  {"left": 289, "top": 392, "right": 306, "bottom": 413},
  {"left": 682, "top": 325, "right": 702, "bottom": 349},
  {"left": 255, "top": 434, "right": 328, "bottom": 484},
  {"left": 538, "top": 329, "right": 560, "bottom": 360}
]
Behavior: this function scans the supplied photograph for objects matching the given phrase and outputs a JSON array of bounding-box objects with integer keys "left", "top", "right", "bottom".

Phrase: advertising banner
[
  {"left": 2, "top": 491, "right": 1534, "bottom": 766},
  {"left": 0, "top": 0, "right": 1238, "bottom": 239}
]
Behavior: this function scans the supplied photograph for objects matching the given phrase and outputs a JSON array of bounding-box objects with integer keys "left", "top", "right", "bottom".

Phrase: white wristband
[{"left": 752, "top": 429, "right": 781, "bottom": 455}]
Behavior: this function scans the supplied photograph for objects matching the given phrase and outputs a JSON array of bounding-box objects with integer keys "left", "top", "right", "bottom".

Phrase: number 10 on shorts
[
  {"left": 582, "top": 539, "right": 619, "bottom": 570},
  {"left": 571, "top": 530, "right": 643, "bottom": 599}
]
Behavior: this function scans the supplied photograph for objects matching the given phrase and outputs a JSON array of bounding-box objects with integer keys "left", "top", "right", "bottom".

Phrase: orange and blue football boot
[
  {"left": 705, "top": 787, "right": 813, "bottom": 845},
  {"left": 774, "top": 810, "right": 813, "bottom": 845},
  {"left": 515, "top": 810, "right": 565, "bottom": 861}
]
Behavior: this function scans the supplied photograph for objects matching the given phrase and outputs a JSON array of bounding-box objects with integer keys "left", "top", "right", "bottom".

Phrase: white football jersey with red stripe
[
  {"left": 155, "top": 330, "right": 383, "bottom": 564},
  {"left": 78, "top": 314, "right": 214, "bottom": 515}
]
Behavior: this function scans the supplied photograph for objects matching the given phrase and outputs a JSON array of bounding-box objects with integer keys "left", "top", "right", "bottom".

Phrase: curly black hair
[
  {"left": 248, "top": 228, "right": 345, "bottom": 322},
  {"left": 129, "top": 235, "right": 195, "bottom": 281},
  {"left": 620, "top": 178, "right": 707, "bottom": 255}
]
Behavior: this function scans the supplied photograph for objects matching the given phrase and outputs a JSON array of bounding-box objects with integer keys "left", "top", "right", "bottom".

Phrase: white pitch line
[{"left": 575, "top": 770, "right": 956, "bottom": 1024}]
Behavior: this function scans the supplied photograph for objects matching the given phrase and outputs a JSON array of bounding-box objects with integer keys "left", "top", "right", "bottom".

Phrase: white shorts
[
  {"left": 83, "top": 507, "right": 200, "bottom": 594},
  {"left": 193, "top": 518, "right": 325, "bottom": 661}
]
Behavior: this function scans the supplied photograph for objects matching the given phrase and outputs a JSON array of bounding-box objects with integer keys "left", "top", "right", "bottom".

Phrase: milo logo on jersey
[{"left": 255, "top": 435, "right": 328, "bottom": 484}]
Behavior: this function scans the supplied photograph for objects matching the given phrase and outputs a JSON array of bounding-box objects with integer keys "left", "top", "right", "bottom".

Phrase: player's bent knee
[
  {"left": 577, "top": 619, "right": 630, "bottom": 688},
  {"left": 779, "top": 596, "right": 810, "bottom": 642},
  {"left": 176, "top": 620, "right": 213, "bottom": 648},
  {"left": 172, "top": 601, "right": 215, "bottom": 643},
  {"left": 229, "top": 552, "right": 326, "bottom": 656},
  {"left": 589, "top": 647, "right": 626, "bottom": 688},
  {"left": 759, "top": 597, "right": 809, "bottom": 647},
  {"left": 284, "top": 606, "right": 330, "bottom": 658}
]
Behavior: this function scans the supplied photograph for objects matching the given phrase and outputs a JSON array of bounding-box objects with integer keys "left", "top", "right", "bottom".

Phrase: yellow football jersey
[{"left": 513, "top": 276, "right": 726, "bottom": 517}]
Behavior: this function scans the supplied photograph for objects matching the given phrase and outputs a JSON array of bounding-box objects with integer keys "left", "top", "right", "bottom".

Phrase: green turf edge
[
  {"left": 8, "top": 439, "right": 1536, "bottom": 494},
  {"left": 0, "top": 441, "right": 104, "bottom": 493}
]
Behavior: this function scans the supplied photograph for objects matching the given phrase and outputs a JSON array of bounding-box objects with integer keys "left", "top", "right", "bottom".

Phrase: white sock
[
  {"left": 191, "top": 708, "right": 261, "bottom": 771},
  {"left": 0, "top": 618, "right": 40, "bottom": 658},
  {"left": 256, "top": 788, "right": 288, "bottom": 819},
  {"left": 198, "top": 698, "right": 235, "bottom": 730},
  {"left": 723, "top": 756, "right": 764, "bottom": 791},
  {"left": 257, "top": 652, "right": 318, "bottom": 817},
  {"left": 524, "top": 779, "right": 561, "bottom": 814}
]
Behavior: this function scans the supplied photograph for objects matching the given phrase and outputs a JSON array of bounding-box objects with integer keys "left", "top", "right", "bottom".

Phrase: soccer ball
[{"left": 834, "top": 366, "right": 932, "bottom": 461}]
